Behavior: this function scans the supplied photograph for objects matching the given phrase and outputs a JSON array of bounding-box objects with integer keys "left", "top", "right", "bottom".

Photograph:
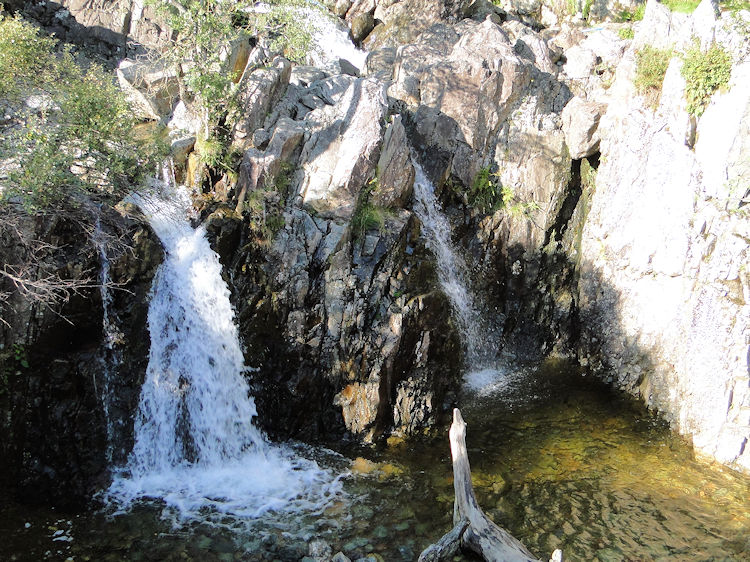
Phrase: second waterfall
[{"left": 410, "top": 157, "right": 497, "bottom": 374}]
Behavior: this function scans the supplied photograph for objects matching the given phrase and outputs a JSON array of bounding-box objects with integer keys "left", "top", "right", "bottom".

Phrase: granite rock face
[
  {"left": 575, "top": 0, "right": 750, "bottom": 472},
  {"left": 5, "top": 0, "right": 748, "bottom": 492}
]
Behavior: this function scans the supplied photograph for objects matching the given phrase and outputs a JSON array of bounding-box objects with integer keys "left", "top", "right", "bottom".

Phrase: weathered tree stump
[{"left": 418, "top": 408, "right": 564, "bottom": 562}]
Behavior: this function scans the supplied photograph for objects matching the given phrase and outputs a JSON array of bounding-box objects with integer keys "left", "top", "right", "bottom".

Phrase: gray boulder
[
  {"left": 561, "top": 96, "right": 606, "bottom": 159},
  {"left": 297, "top": 78, "right": 388, "bottom": 219}
]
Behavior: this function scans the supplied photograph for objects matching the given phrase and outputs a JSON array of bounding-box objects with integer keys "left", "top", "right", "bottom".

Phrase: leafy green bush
[
  {"left": 462, "top": 168, "right": 538, "bottom": 217},
  {"left": 681, "top": 40, "right": 733, "bottom": 116},
  {"left": 0, "top": 17, "right": 162, "bottom": 211},
  {"left": 720, "top": 0, "right": 750, "bottom": 12},
  {"left": 662, "top": 0, "right": 701, "bottom": 13},
  {"left": 634, "top": 46, "right": 672, "bottom": 106},
  {"left": 0, "top": 15, "right": 57, "bottom": 100},
  {"left": 469, "top": 167, "right": 503, "bottom": 214},
  {"left": 146, "top": 0, "right": 312, "bottom": 132}
]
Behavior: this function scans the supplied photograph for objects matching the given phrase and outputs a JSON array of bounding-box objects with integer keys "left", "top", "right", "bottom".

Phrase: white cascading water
[
  {"left": 410, "top": 157, "right": 498, "bottom": 378},
  {"left": 106, "top": 168, "right": 341, "bottom": 524},
  {"left": 248, "top": 3, "right": 367, "bottom": 72},
  {"left": 305, "top": 5, "right": 368, "bottom": 71},
  {"left": 95, "top": 219, "right": 120, "bottom": 464}
]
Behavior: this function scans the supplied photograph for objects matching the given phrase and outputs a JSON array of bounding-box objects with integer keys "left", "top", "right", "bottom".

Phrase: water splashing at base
[{"left": 105, "top": 169, "right": 342, "bottom": 526}]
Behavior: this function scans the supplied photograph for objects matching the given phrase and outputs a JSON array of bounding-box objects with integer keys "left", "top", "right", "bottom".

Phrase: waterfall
[
  {"left": 247, "top": 3, "right": 367, "bottom": 72},
  {"left": 95, "top": 219, "right": 120, "bottom": 464},
  {"left": 410, "top": 157, "right": 497, "bottom": 375},
  {"left": 106, "top": 170, "right": 341, "bottom": 524},
  {"left": 305, "top": 5, "right": 367, "bottom": 71}
]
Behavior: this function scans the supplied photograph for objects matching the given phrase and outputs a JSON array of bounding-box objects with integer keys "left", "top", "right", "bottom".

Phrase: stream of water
[
  {"left": 94, "top": 219, "right": 121, "bottom": 465},
  {"left": 2, "top": 360, "right": 748, "bottom": 560},
  {"left": 2, "top": 14, "right": 748, "bottom": 561},
  {"left": 410, "top": 156, "right": 496, "bottom": 372},
  {"left": 103, "top": 175, "right": 342, "bottom": 528}
]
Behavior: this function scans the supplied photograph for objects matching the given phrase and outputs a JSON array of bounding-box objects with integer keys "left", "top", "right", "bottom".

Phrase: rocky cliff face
[
  {"left": 575, "top": 0, "right": 750, "bottom": 472},
  {"left": 185, "top": 9, "right": 592, "bottom": 442},
  {"left": 0, "top": 205, "right": 162, "bottom": 506},
  {"left": 4, "top": 0, "right": 748, "bottom": 498},
  {"left": 199, "top": 0, "right": 748, "bottom": 471}
]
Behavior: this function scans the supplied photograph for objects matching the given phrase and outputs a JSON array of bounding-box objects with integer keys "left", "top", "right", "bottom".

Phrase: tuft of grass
[
  {"left": 619, "top": 25, "right": 635, "bottom": 39},
  {"left": 681, "top": 40, "right": 732, "bottom": 116},
  {"left": 661, "top": 0, "right": 701, "bottom": 13},
  {"left": 616, "top": 3, "right": 646, "bottom": 21},
  {"left": 351, "top": 177, "right": 389, "bottom": 240},
  {"left": 634, "top": 45, "right": 672, "bottom": 107},
  {"left": 351, "top": 203, "right": 387, "bottom": 239}
]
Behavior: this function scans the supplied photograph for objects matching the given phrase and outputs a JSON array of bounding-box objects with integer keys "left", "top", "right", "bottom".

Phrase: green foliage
[
  {"left": 634, "top": 46, "right": 672, "bottom": 107},
  {"left": 351, "top": 178, "right": 389, "bottom": 240},
  {"left": 616, "top": 3, "right": 646, "bottom": 21},
  {"left": 265, "top": 212, "right": 286, "bottom": 234},
  {"left": 244, "top": 162, "right": 296, "bottom": 242},
  {"left": 0, "top": 18, "right": 163, "bottom": 211},
  {"left": 257, "top": 2, "right": 313, "bottom": 63},
  {"left": 272, "top": 161, "right": 295, "bottom": 198},
  {"left": 618, "top": 25, "right": 635, "bottom": 39},
  {"left": 720, "top": 0, "right": 750, "bottom": 12},
  {"left": 146, "top": 0, "right": 312, "bottom": 129},
  {"left": 469, "top": 168, "right": 503, "bottom": 214},
  {"left": 12, "top": 344, "right": 29, "bottom": 370},
  {"left": 727, "top": 9, "right": 750, "bottom": 39},
  {"left": 196, "top": 135, "right": 225, "bottom": 168},
  {"left": 501, "top": 185, "right": 540, "bottom": 218},
  {"left": 582, "top": 0, "right": 594, "bottom": 20},
  {"left": 662, "top": 0, "right": 701, "bottom": 13},
  {"left": 681, "top": 40, "right": 733, "bottom": 117},
  {"left": 0, "top": 343, "right": 29, "bottom": 396},
  {"left": 0, "top": 14, "right": 57, "bottom": 100},
  {"left": 580, "top": 158, "right": 598, "bottom": 192},
  {"left": 352, "top": 203, "right": 387, "bottom": 239},
  {"left": 461, "top": 168, "right": 539, "bottom": 217}
]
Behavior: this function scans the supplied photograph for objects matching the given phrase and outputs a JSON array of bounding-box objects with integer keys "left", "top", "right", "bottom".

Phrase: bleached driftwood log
[
  {"left": 417, "top": 518, "right": 469, "bottom": 562},
  {"left": 418, "top": 408, "right": 564, "bottom": 562}
]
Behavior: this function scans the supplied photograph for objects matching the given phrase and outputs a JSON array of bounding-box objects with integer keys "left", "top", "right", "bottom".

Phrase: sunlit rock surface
[{"left": 577, "top": 0, "right": 750, "bottom": 472}]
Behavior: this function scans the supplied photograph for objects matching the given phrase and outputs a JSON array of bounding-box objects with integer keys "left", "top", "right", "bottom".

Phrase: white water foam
[
  {"left": 106, "top": 172, "right": 342, "bottom": 526},
  {"left": 247, "top": 2, "right": 367, "bottom": 71}
]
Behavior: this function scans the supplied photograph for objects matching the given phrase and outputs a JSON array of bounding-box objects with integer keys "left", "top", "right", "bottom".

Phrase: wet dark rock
[{"left": 0, "top": 206, "right": 162, "bottom": 506}]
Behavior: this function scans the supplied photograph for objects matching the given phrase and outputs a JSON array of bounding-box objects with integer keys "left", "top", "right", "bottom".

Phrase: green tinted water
[{"left": 2, "top": 360, "right": 749, "bottom": 560}]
